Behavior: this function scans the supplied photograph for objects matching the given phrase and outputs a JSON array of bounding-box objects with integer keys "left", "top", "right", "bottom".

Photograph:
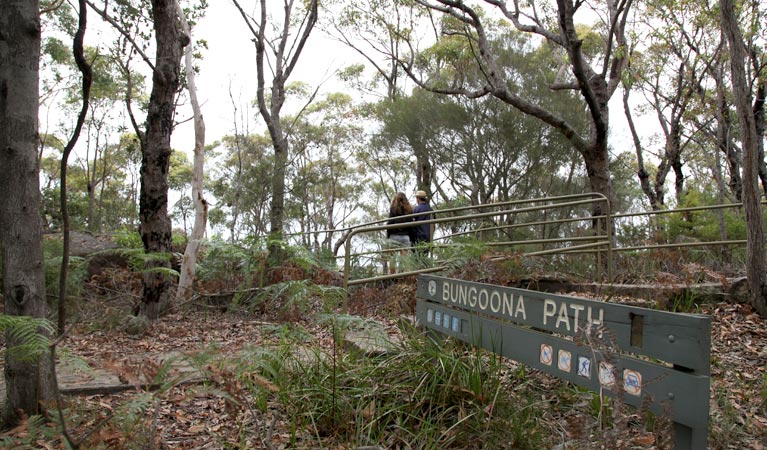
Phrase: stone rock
[{"left": 121, "top": 314, "right": 151, "bottom": 336}]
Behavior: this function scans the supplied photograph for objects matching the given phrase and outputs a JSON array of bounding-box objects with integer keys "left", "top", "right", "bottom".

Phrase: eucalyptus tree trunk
[
  {"left": 138, "top": 0, "right": 187, "bottom": 320},
  {"left": 720, "top": 0, "right": 767, "bottom": 316},
  {"left": 713, "top": 62, "right": 743, "bottom": 202},
  {"left": 174, "top": 0, "right": 208, "bottom": 303},
  {"left": 0, "top": 0, "right": 55, "bottom": 425}
]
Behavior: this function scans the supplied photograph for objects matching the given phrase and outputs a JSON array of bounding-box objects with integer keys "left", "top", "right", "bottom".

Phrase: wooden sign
[{"left": 416, "top": 275, "right": 711, "bottom": 450}]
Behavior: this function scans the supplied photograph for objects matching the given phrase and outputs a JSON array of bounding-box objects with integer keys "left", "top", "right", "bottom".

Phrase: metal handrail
[
  {"left": 342, "top": 193, "right": 611, "bottom": 289},
  {"left": 283, "top": 193, "right": 611, "bottom": 249}
]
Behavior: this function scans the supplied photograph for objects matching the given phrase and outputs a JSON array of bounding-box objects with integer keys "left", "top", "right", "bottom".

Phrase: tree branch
[{"left": 84, "top": 0, "right": 156, "bottom": 72}]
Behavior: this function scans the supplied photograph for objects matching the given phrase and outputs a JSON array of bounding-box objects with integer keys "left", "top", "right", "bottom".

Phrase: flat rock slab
[{"left": 344, "top": 329, "right": 401, "bottom": 357}]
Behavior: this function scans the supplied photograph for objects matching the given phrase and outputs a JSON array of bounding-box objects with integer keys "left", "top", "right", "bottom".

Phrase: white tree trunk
[{"left": 174, "top": 1, "right": 207, "bottom": 303}]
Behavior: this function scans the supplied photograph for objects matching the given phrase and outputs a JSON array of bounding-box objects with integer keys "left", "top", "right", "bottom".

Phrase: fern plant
[
  {"left": 245, "top": 279, "right": 345, "bottom": 319},
  {"left": 0, "top": 314, "right": 55, "bottom": 360},
  {"left": 42, "top": 237, "right": 88, "bottom": 300}
]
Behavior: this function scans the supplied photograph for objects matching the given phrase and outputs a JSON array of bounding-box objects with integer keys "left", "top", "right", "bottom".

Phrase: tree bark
[
  {"left": 714, "top": 65, "right": 743, "bottom": 202},
  {"left": 720, "top": 0, "right": 767, "bottom": 316},
  {"left": 138, "top": 0, "right": 187, "bottom": 320},
  {"left": 623, "top": 84, "right": 660, "bottom": 210},
  {"left": 0, "top": 0, "right": 56, "bottom": 424}
]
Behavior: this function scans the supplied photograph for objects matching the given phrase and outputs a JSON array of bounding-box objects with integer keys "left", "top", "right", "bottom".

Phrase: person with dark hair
[
  {"left": 385, "top": 192, "right": 414, "bottom": 274},
  {"left": 412, "top": 190, "right": 434, "bottom": 244},
  {"left": 412, "top": 190, "right": 434, "bottom": 264}
]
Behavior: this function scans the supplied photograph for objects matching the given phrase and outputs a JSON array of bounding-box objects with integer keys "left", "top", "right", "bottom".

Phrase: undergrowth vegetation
[
  {"left": 1, "top": 232, "right": 763, "bottom": 448},
  {"left": 0, "top": 314, "right": 624, "bottom": 449}
]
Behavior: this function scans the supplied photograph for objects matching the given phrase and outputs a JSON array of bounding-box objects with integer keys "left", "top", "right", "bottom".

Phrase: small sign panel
[
  {"left": 452, "top": 316, "right": 460, "bottom": 332},
  {"left": 577, "top": 356, "right": 591, "bottom": 378},
  {"left": 435, "top": 311, "right": 442, "bottom": 327},
  {"left": 623, "top": 369, "right": 642, "bottom": 396},
  {"left": 540, "top": 344, "right": 553, "bottom": 366},
  {"left": 443, "top": 314, "right": 451, "bottom": 329},
  {"left": 599, "top": 362, "right": 615, "bottom": 386},
  {"left": 557, "top": 350, "right": 572, "bottom": 372},
  {"left": 428, "top": 280, "right": 437, "bottom": 297}
]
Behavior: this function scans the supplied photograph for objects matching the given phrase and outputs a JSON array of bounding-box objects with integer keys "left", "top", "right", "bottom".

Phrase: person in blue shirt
[{"left": 412, "top": 190, "right": 434, "bottom": 261}]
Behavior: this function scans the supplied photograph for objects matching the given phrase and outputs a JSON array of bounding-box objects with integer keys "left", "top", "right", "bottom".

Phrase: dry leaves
[{"left": 2, "top": 276, "right": 764, "bottom": 449}]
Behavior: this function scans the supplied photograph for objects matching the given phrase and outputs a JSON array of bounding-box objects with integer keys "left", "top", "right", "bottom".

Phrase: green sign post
[{"left": 415, "top": 275, "right": 711, "bottom": 450}]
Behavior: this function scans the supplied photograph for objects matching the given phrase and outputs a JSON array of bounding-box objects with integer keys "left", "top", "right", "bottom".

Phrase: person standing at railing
[
  {"left": 385, "top": 192, "right": 415, "bottom": 274},
  {"left": 412, "top": 190, "right": 434, "bottom": 264}
]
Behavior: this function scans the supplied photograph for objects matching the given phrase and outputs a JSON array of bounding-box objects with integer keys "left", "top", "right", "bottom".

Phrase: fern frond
[{"left": 0, "top": 315, "right": 54, "bottom": 360}]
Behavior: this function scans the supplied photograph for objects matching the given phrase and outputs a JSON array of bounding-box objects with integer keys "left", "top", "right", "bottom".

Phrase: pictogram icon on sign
[
  {"left": 428, "top": 280, "right": 437, "bottom": 297},
  {"left": 577, "top": 356, "right": 591, "bottom": 378},
  {"left": 540, "top": 344, "right": 553, "bottom": 365},
  {"left": 623, "top": 369, "right": 642, "bottom": 396},
  {"left": 599, "top": 362, "right": 615, "bottom": 386}
]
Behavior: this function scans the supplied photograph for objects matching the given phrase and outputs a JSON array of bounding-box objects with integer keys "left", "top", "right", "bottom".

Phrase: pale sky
[
  {"left": 174, "top": 3, "right": 647, "bottom": 156},
  {"left": 171, "top": 3, "right": 363, "bottom": 154}
]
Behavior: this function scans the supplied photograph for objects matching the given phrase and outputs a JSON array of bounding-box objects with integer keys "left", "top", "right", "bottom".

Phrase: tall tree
[
  {"left": 209, "top": 134, "right": 273, "bottom": 240},
  {"left": 286, "top": 91, "right": 365, "bottom": 252},
  {"left": 328, "top": 1, "right": 436, "bottom": 193},
  {"left": 174, "top": 0, "right": 208, "bottom": 304},
  {"left": 232, "top": 0, "right": 319, "bottom": 253},
  {"left": 720, "top": 0, "right": 767, "bottom": 316},
  {"left": 137, "top": 0, "right": 188, "bottom": 320},
  {"left": 0, "top": 0, "right": 56, "bottom": 424},
  {"left": 83, "top": 0, "right": 187, "bottom": 321},
  {"left": 398, "top": 0, "right": 633, "bottom": 232},
  {"left": 623, "top": 20, "right": 705, "bottom": 210},
  {"left": 58, "top": 0, "right": 93, "bottom": 332},
  {"left": 326, "top": 0, "right": 426, "bottom": 101}
]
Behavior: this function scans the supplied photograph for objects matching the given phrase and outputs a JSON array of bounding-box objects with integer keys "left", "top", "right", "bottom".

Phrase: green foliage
[
  {"left": 0, "top": 415, "right": 54, "bottom": 447},
  {"left": 110, "top": 247, "right": 176, "bottom": 276},
  {"left": 114, "top": 227, "right": 144, "bottom": 249},
  {"left": 0, "top": 315, "right": 55, "bottom": 361},
  {"left": 435, "top": 239, "right": 489, "bottom": 271},
  {"left": 168, "top": 150, "right": 194, "bottom": 191},
  {"left": 43, "top": 236, "right": 88, "bottom": 300},
  {"left": 670, "top": 291, "right": 699, "bottom": 313},
  {"left": 661, "top": 191, "right": 749, "bottom": 243},
  {"left": 247, "top": 280, "right": 345, "bottom": 319},
  {"left": 229, "top": 320, "right": 546, "bottom": 449},
  {"left": 42, "top": 37, "right": 73, "bottom": 65},
  {"left": 196, "top": 238, "right": 264, "bottom": 286}
]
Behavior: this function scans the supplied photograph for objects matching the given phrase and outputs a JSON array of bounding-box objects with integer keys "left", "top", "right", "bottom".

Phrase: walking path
[{"left": 0, "top": 327, "right": 400, "bottom": 408}]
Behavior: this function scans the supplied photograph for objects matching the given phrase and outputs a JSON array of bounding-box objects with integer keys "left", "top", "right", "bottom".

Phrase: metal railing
[
  {"left": 253, "top": 194, "right": 755, "bottom": 297},
  {"left": 338, "top": 195, "right": 761, "bottom": 289},
  {"left": 342, "top": 193, "right": 611, "bottom": 288}
]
